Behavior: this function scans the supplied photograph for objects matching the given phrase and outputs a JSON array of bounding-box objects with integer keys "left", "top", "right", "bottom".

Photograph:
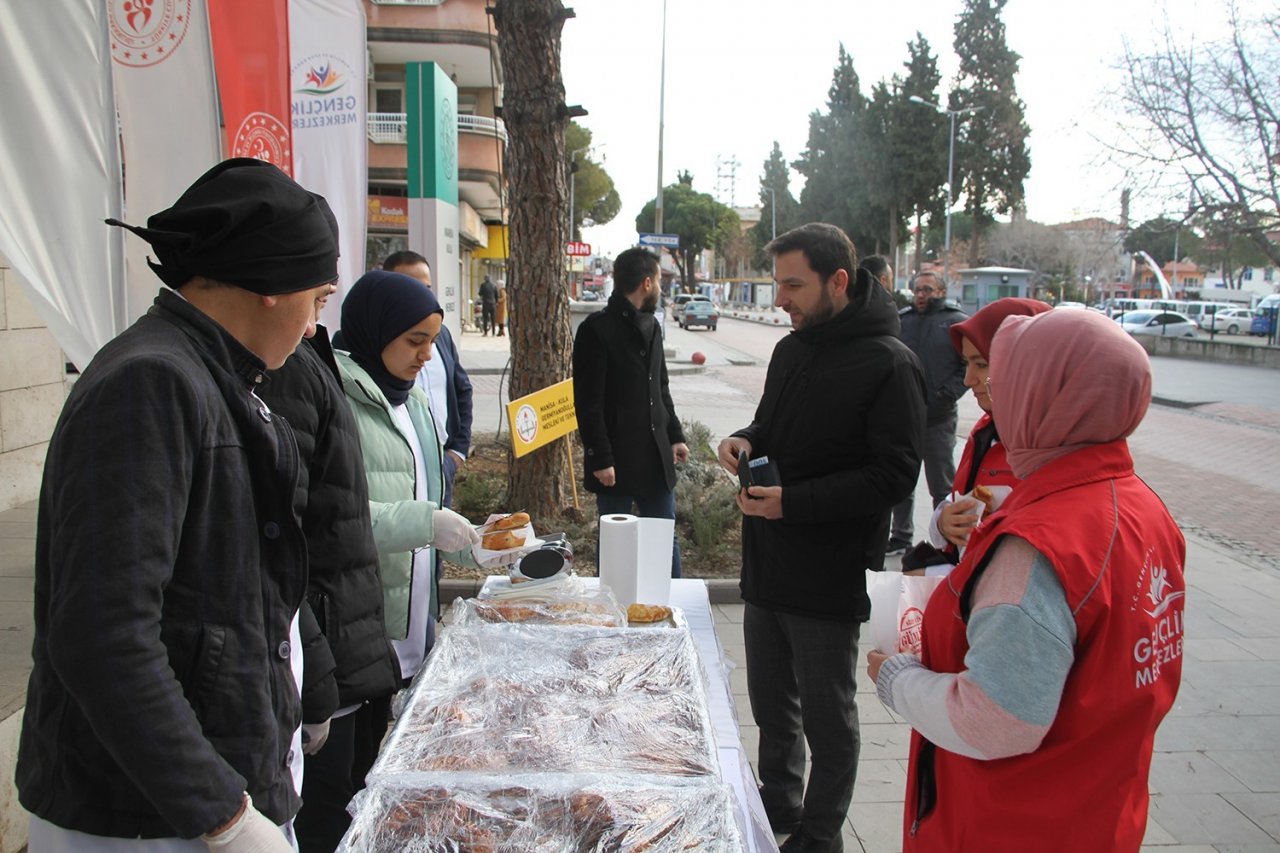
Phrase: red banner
[{"left": 208, "top": 0, "right": 293, "bottom": 174}]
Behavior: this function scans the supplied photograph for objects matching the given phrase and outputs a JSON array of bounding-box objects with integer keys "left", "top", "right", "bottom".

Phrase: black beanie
[{"left": 107, "top": 158, "right": 338, "bottom": 295}]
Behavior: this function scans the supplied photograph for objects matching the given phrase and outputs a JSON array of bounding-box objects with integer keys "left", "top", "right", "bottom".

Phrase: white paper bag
[{"left": 866, "top": 570, "right": 944, "bottom": 655}]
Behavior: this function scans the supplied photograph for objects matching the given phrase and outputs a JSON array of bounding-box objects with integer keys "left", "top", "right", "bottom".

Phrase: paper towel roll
[{"left": 599, "top": 513, "right": 673, "bottom": 606}]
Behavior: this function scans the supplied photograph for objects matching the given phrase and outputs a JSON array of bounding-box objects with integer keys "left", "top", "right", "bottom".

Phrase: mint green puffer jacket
[{"left": 336, "top": 352, "right": 444, "bottom": 640}]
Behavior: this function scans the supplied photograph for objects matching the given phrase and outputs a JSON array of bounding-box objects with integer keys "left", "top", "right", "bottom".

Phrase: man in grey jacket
[{"left": 888, "top": 271, "right": 968, "bottom": 555}]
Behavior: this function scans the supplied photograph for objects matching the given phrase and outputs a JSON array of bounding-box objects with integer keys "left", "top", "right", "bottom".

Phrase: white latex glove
[
  {"left": 301, "top": 718, "right": 330, "bottom": 755},
  {"left": 431, "top": 507, "right": 482, "bottom": 551},
  {"left": 203, "top": 795, "right": 293, "bottom": 853}
]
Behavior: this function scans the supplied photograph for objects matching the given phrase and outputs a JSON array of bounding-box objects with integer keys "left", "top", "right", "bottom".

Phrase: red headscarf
[
  {"left": 990, "top": 310, "right": 1152, "bottom": 479},
  {"left": 949, "top": 297, "right": 1051, "bottom": 359}
]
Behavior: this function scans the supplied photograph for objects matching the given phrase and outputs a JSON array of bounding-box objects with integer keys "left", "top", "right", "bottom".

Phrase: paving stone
[
  {"left": 1188, "top": 638, "right": 1263, "bottom": 662},
  {"left": 1221, "top": 793, "right": 1280, "bottom": 842},
  {"left": 851, "top": 758, "right": 907, "bottom": 804},
  {"left": 1148, "top": 794, "right": 1277, "bottom": 846},
  {"left": 1149, "top": 751, "right": 1250, "bottom": 795},
  {"left": 1205, "top": 751, "right": 1280, "bottom": 794},
  {"left": 849, "top": 800, "right": 903, "bottom": 853}
]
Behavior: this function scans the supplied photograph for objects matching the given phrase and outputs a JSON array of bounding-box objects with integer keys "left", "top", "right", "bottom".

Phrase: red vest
[
  {"left": 904, "top": 441, "right": 1186, "bottom": 853},
  {"left": 942, "top": 413, "right": 1020, "bottom": 561}
]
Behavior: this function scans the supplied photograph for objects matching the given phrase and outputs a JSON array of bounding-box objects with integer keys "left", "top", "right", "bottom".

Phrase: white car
[
  {"left": 1115, "top": 310, "right": 1199, "bottom": 338},
  {"left": 670, "top": 293, "right": 710, "bottom": 323},
  {"left": 1201, "top": 308, "right": 1256, "bottom": 335}
]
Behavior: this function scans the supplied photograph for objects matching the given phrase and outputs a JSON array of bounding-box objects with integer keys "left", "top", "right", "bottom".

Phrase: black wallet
[{"left": 738, "top": 450, "right": 781, "bottom": 491}]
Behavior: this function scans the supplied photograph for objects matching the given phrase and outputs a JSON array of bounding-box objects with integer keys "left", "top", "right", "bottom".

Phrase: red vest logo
[
  {"left": 232, "top": 113, "right": 292, "bottom": 174},
  {"left": 109, "top": 0, "right": 191, "bottom": 67}
]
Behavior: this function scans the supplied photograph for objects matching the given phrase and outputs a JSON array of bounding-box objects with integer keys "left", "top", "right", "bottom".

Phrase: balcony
[{"left": 367, "top": 112, "right": 507, "bottom": 145}]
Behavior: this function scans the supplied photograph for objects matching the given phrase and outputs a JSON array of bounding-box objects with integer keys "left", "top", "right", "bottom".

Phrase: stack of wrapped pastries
[{"left": 339, "top": 623, "right": 742, "bottom": 851}]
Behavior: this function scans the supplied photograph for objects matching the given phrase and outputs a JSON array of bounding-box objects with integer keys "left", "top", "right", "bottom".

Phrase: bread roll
[
  {"left": 972, "top": 484, "right": 997, "bottom": 513},
  {"left": 488, "top": 511, "right": 530, "bottom": 532},
  {"left": 482, "top": 530, "right": 526, "bottom": 551}
]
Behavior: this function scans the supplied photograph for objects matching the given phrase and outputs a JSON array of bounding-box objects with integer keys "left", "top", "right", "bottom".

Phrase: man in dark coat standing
[
  {"left": 718, "top": 223, "right": 925, "bottom": 853},
  {"left": 573, "top": 247, "right": 690, "bottom": 576},
  {"left": 478, "top": 274, "right": 498, "bottom": 336},
  {"left": 887, "top": 271, "right": 968, "bottom": 555}
]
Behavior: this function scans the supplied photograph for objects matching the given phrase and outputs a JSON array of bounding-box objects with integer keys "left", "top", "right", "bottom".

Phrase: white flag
[
  {"left": 289, "top": 0, "right": 369, "bottom": 328},
  {"left": 111, "top": 0, "right": 222, "bottom": 324},
  {"left": 0, "top": 0, "right": 125, "bottom": 369}
]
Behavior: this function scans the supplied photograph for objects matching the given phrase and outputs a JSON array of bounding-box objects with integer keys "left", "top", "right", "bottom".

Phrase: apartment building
[{"left": 365, "top": 0, "right": 508, "bottom": 328}]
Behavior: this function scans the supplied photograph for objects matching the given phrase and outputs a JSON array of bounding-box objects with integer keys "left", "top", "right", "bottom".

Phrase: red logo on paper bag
[
  {"left": 898, "top": 607, "right": 925, "bottom": 655},
  {"left": 232, "top": 112, "right": 292, "bottom": 173},
  {"left": 109, "top": 0, "right": 191, "bottom": 67}
]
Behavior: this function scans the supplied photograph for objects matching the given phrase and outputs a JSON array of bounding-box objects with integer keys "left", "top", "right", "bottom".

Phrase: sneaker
[
  {"left": 885, "top": 539, "right": 910, "bottom": 557},
  {"left": 780, "top": 830, "right": 843, "bottom": 853}
]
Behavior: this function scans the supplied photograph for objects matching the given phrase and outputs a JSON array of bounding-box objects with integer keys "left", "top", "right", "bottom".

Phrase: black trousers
[
  {"left": 744, "top": 602, "right": 860, "bottom": 847},
  {"left": 294, "top": 693, "right": 393, "bottom": 853},
  {"left": 481, "top": 302, "right": 495, "bottom": 333}
]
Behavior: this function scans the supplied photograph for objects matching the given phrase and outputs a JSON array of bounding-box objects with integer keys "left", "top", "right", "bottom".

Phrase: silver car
[{"left": 1115, "top": 310, "right": 1199, "bottom": 337}]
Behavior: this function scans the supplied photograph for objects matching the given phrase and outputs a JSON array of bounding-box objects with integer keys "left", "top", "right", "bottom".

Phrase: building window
[
  {"left": 1244, "top": 268, "right": 1254, "bottom": 281},
  {"left": 1266, "top": 268, "right": 1275, "bottom": 282},
  {"left": 373, "top": 86, "right": 403, "bottom": 114}
]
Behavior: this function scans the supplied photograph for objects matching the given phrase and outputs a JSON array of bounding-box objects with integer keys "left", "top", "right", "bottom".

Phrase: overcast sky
[{"left": 559, "top": 0, "right": 1255, "bottom": 260}]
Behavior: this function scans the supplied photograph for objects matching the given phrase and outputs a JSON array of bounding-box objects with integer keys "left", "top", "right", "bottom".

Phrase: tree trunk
[
  {"left": 913, "top": 206, "right": 923, "bottom": 275},
  {"left": 888, "top": 203, "right": 899, "bottom": 278},
  {"left": 491, "top": 0, "right": 573, "bottom": 519}
]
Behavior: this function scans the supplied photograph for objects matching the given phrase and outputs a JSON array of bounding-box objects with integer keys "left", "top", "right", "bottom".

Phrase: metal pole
[
  {"left": 654, "top": 0, "right": 668, "bottom": 235},
  {"left": 944, "top": 110, "right": 956, "bottom": 283}
]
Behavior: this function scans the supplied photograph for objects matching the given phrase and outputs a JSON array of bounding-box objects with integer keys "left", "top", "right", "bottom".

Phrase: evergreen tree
[
  {"left": 950, "top": 0, "right": 1031, "bottom": 269},
  {"left": 635, "top": 172, "right": 740, "bottom": 292},
  {"left": 751, "top": 142, "right": 800, "bottom": 265},
  {"left": 566, "top": 122, "right": 620, "bottom": 241},
  {"left": 893, "top": 34, "right": 948, "bottom": 272}
]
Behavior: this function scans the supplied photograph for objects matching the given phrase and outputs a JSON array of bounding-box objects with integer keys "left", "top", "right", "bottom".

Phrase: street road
[{"left": 663, "top": 316, "right": 1280, "bottom": 571}]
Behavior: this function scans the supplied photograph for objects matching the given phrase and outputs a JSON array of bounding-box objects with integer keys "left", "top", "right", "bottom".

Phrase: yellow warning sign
[{"left": 507, "top": 378, "right": 578, "bottom": 459}]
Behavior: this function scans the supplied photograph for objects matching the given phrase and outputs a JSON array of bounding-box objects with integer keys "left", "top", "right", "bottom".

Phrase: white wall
[{"left": 0, "top": 254, "right": 67, "bottom": 511}]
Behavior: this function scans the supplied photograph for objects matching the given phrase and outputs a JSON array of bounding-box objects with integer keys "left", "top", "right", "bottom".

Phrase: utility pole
[{"left": 654, "top": 0, "right": 668, "bottom": 235}]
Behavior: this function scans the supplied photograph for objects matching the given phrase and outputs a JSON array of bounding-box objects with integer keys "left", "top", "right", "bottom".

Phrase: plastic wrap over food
[
  {"left": 338, "top": 775, "right": 744, "bottom": 852},
  {"left": 451, "top": 579, "right": 627, "bottom": 628},
  {"left": 368, "top": 624, "right": 719, "bottom": 780}
]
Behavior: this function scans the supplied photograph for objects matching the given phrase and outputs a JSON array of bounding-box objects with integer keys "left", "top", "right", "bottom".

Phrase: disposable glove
[
  {"left": 301, "top": 718, "right": 330, "bottom": 755},
  {"left": 431, "top": 507, "right": 482, "bottom": 551},
  {"left": 202, "top": 795, "right": 293, "bottom": 853}
]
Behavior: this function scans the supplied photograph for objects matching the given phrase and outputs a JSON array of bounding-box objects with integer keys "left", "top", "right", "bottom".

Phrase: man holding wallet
[{"left": 718, "top": 223, "right": 925, "bottom": 853}]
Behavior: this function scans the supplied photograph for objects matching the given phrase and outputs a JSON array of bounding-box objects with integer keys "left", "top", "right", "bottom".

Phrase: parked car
[
  {"left": 1115, "top": 310, "right": 1199, "bottom": 338},
  {"left": 1251, "top": 309, "right": 1276, "bottom": 337},
  {"left": 1202, "top": 307, "right": 1256, "bottom": 335},
  {"left": 579, "top": 289, "right": 600, "bottom": 302},
  {"left": 679, "top": 299, "right": 718, "bottom": 330},
  {"left": 670, "top": 293, "right": 710, "bottom": 323}
]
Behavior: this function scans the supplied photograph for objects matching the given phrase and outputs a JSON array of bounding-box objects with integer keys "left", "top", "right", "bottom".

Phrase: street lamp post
[
  {"left": 762, "top": 186, "right": 777, "bottom": 282},
  {"left": 654, "top": 0, "right": 668, "bottom": 235},
  {"left": 909, "top": 95, "right": 982, "bottom": 282}
]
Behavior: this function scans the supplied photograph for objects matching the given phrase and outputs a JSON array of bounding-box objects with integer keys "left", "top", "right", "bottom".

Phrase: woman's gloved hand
[
  {"left": 431, "top": 507, "right": 482, "bottom": 551},
  {"left": 202, "top": 794, "right": 293, "bottom": 853}
]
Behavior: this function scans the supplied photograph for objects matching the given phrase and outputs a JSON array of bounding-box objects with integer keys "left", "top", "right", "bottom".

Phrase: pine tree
[
  {"left": 950, "top": 0, "right": 1031, "bottom": 268},
  {"left": 752, "top": 142, "right": 800, "bottom": 263}
]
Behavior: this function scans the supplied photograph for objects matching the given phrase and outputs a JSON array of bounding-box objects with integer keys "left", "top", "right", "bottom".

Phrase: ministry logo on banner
[
  {"left": 292, "top": 53, "right": 359, "bottom": 131},
  {"left": 232, "top": 112, "right": 292, "bottom": 171},
  {"left": 109, "top": 0, "right": 192, "bottom": 67}
]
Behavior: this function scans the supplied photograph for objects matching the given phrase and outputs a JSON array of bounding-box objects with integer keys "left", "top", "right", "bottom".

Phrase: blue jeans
[{"left": 596, "top": 489, "right": 682, "bottom": 578}]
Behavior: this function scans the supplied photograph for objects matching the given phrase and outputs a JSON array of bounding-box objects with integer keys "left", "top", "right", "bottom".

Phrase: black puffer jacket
[
  {"left": 261, "top": 330, "right": 400, "bottom": 709},
  {"left": 734, "top": 270, "right": 927, "bottom": 622}
]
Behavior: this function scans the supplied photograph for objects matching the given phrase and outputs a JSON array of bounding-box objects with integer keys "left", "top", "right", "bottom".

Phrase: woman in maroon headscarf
[
  {"left": 903, "top": 298, "right": 1049, "bottom": 573},
  {"left": 870, "top": 309, "right": 1186, "bottom": 853}
]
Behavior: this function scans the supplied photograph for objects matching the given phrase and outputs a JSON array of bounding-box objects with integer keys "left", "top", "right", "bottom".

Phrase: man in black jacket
[
  {"left": 261, "top": 328, "right": 401, "bottom": 852},
  {"left": 17, "top": 159, "right": 339, "bottom": 851},
  {"left": 887, "top": 271, "right": 968, "bottom": 555},
  {"left": 718, "top": 223, "right": 925, "bottom": 853},
  {"left": 573, "top": 247, "right": 689, "bottom": 576}
]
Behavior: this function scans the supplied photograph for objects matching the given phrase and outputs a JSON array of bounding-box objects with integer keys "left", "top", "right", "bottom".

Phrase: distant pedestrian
[
  {"left": 495, "top": 285, "right": 507, "bottom": 336},
  {"left": 573, "top": 247, "right": 690, "bottom": 578},
  {"left": 870, "top": 308, "right": 1186, "bottom": 853},
  {"left": 717, "top": 222, "right": 925, "bottom": 853},
  {"left": 478, "top": 274, "right": 498, "bottom": 336},
  {"left": 888, "top": 271, "right": 968, "bottom": 556},
  {"left": 860, "top": 254, "right": 894, "bottom": 293}
]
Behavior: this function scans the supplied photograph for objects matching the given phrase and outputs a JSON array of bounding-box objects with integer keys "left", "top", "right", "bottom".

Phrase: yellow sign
[{"left": 507, "top": 378, "right": 577, "bottom": 458}]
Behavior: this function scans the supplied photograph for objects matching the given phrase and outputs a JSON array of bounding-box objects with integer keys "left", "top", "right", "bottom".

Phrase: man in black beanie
[{"left": 17, "top": 158, "right": 340, "bottom": 852}]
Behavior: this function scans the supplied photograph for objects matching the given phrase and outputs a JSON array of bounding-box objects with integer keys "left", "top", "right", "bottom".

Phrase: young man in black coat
[
  {"left": 261, "top": 328, "right": 401, "bottom": 853},
  {"left": 572, "top": 247, "right": 689, "bottom": 576},
  {"left": 718, "top": 223, "right": 926, "bottom": 853}
]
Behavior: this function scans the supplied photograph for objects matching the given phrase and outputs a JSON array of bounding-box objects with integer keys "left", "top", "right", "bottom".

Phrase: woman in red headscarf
[
  {"left": 902, "top": 298, "right": 1049, "bottom": 574},
  {"left": 869, "top": 309, "right": 1186, "bottom": 853}
]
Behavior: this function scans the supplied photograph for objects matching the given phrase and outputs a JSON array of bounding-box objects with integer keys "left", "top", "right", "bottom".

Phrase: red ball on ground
[{"left": 691, "top": 351, "right": 706, "bottom": 365}]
